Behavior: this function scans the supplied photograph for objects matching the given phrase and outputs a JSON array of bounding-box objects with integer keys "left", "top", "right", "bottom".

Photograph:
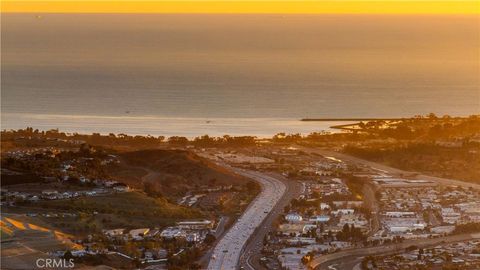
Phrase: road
[
  {"left": 310, "top": 233, "right": 480, "bottom": 270},
  {"left": 361, "top": 184, "right": 380, "bottom": 236},
  {"left": 298, "top": 146, "right": 480, "bottom": 190},
  {"left": 239, "top": 173, "right": 302, "bottom": 270},
  {"left": 207, "top": 169, "right": 286, "bottom": 270},
  {"left": 198, "top": 216, "right": 229, "bottom": 267}
]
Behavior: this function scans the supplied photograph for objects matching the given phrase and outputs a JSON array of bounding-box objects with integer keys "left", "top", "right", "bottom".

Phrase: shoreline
[{"left": 1, "top": 113, "right": 349, "bottom": 138}]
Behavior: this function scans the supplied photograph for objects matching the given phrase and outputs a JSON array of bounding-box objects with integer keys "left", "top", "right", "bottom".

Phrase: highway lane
[
  {"left": 198, "top": 216, "right": 229, "bottom": 266},
  {"left": 239, "top": 172, "right": 302, "bottom": 270},
  {"left": 207, "top": 169, "right": 286, "bottom": 270},
  {"left": 310, "top": 233, "right": 480, "bottom": 270}
]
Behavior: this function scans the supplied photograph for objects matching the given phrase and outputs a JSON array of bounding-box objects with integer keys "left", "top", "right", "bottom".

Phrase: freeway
[
  {"left": 239, "top": 172, "right": 302, "bottom": 270},
  {"left": 207, "top": 169, "right": 286, "bottom": 270},
  {"left": 310, "top": 233, "right": 480, "bottom": 270}
]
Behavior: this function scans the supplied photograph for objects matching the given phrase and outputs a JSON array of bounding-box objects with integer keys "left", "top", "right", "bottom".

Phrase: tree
[
  {"left": 204, "top": 233, "right": 216, "bottom": 245},
  {"left": 245, "top": 181, "right": 258, "bottom": 192},
  {"left": 301, "top": 252, "right": 313, "bottom": 265},
  {"left": 63, "top": 250, "right": 73, "bottom": 260},
  {"left": 168, "top": 136, "right": 189, "bottom": 146}
]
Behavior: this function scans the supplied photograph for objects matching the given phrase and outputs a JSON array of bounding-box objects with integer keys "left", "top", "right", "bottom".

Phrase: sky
[{"left": 1, "top": 0, "right": 479, "bottom": 14}]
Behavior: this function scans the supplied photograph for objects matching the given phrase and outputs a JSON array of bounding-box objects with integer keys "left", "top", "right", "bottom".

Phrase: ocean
[{"left": 1, "top": 14, "right": 479, "bottom": 138}]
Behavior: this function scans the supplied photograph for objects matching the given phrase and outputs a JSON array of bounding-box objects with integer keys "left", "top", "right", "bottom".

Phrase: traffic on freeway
[{"left": 207, "top": 169, "right": 286, "bottom": 270}]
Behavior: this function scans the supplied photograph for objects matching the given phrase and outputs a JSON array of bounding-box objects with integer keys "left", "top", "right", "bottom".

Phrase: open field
[
  {"left": 30, "top": 192, "right": 204, "bottom": 229},
  {"left": 1, "top": 214, "right": 81, "bottom": 270}
]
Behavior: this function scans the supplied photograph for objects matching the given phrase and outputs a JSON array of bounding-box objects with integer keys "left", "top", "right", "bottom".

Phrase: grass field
[{"left": 31, "top": 191, "right": 204, "bottom": 230}]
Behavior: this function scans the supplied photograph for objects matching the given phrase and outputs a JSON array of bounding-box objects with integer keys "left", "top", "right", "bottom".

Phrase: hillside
[{"left": 110, "top": 149, "right": 247, "bottom": 197}]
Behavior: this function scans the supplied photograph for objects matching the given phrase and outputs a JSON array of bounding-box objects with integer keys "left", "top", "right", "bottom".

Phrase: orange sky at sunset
[{"left": 1, "top": 1, "right": 479, "bottom": 14}]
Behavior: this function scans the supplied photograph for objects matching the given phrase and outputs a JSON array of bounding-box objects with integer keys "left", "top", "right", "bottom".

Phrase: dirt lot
[{"left": 1, "top": 214, "right": 80, "bottom": 270}]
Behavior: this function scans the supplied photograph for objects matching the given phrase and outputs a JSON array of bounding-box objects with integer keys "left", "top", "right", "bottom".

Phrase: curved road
[
  {"left": 207, "top": 169, "right": 286, "bottom": 270},
  {"left": 310, "top": 233, "right": 480, "bottom": 269},
  {"left": 240, "top": 172, "right": 302, "bottom": 270}
]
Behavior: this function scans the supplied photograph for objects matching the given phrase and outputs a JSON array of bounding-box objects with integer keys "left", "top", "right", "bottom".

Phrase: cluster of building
[
  {"left": 4, "top": 147, "right": 65, "bottom": 159},
  {"left": 371, "top": 176, "right": 480, "bottom": 242},
  {"left": 301, "top": 178, "right": 351, "bottom": 199},
  {"left": 47, "top": 220, "right": 217, "bottom": 264},
  {"left": 262, "top": 178, "right": 368, "bottom": 270},
  {"left": 104, "top": 220, "right": 213, "bottom": 243},
  {"left": 1, "top": 146, "right": 130, "bottom": 206},
  {"left": 1, "top": 181, "right": 130, "bottom": 205},
  {"left": 368, "top": 240, "right": 480, "bottom": 270},
  {"left": 298, "top": 157, "right": 347, "bottom": 177}
]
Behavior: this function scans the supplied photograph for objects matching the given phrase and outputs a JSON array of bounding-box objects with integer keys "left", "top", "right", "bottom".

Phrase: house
[
  {"left": 113, "top": 184, "right": 130, "bottom": 192},
  {"left": 104, "top": 228, "right": 125, "bottom": 237},
  {"left": 278, "top": 224, "right": 304, "bottom": 236},
  {"left": 285, "top": 237, "right": 316, "bottom": 245},
  {"left": 309, "top": 215, "right": 330, "bottom": 223},
  {"left": 186, "top": 232, "right": 201, "bottom": 243},
  {"left": 277, "top": 253, "right": 307, "bottom": 270},
  {"left": 27, "top": 195, "right": 39, "bottom": 202},
  {"left": 302, "top": 224, "right": 317, "bottom": 234},
  {"left": 332, "top": 209, "right": 354, "bottom": 216},
  {"left": 42, "top": 190, "right": 58, "bottom": 196},
  {"left": 430, "top": 226, "right": 455, "bottom": 234},
  {"left": 338, "top": 214, "right": 368, "bottom": 228},
  {"left": 285, "top": 213, "right": 303, "bottom": 223},
  {"left": 320, "top": 203, "right": 330, "bottom": 210},
  {"left": 332, "top": 201, "right": 363, "bottom": 208},
  {"left": 160, "top": 227, "right": 186, "bottom": 239},
  {"left": 104, "top": 180, "right": 118, "bottom": 187},
  {"left": 177, "top": 220, "right": 213, "bottom": 230},
  {"left": 385, "top": 211, "right": 416, "bottom": 218},
  {"left": 441, "top": 208, "right": 461, "bottom": 224}
]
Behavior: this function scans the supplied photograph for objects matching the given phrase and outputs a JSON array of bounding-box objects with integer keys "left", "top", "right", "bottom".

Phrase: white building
[
  {"left": 177, "top": 220, "right": 213, "bottom": 230},
  {"left": 113, "top": 185, "right": 130, "bottom": 192},
  {"left": 160, "top": 227, "right": 186, "bottom": 239},
  {"left": 441, "top": 208, "right": 461, "bottom": 224},
  {"left": 385, "top": 211, "right": 416, "bottom": 218},
  {"left": 104, "top": 228, "right": 125, "bottom": 237},
  {"left": 129, "top": 228, "right": 150, "bottom": 240},
  {"left": 332, "top": 209, "right": 355, "bottom": 216},
  {"left": 384, "top": 218, "right": 426, "bottom": 233},
  {"left": 320, "top": 203, "right": 330, "bottom": 210},
  {"left": 430, "top": 226, "right": 455, "bottom": 234},
  {"left": 285, "top": 213, "right": 303, "bottom": 223},
  {"left": 309, "top": 215, "right": 330, "bottom": 223},
  {"left": 338, "top": 214, "right": 368, "bottom": 228}
]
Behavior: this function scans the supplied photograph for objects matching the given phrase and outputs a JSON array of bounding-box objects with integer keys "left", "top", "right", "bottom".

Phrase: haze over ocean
[{"left": 2, "top": 14, "right": 479, "bottom": 137}]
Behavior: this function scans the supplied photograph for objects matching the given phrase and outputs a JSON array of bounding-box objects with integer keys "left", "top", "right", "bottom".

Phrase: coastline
[{"left": 1, "top": 113, "right": 348, "bottom": 138}]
